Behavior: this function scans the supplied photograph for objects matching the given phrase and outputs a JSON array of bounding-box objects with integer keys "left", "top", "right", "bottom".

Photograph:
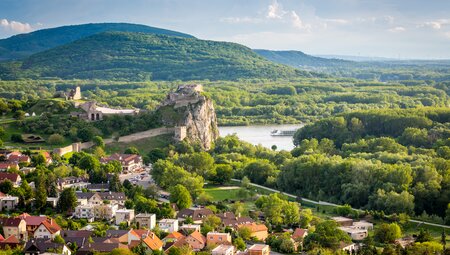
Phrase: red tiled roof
[
  {"left": 237, "top": 223, "right": 268, "bottom": 233},
  {"left": 40, "top": 219, "right": 61, "bottom": 234},
  {"left": 1, "top": 235, "right": 19, "bottom": 244},
  {"left": 0, "top": 234, "right": 4, "bottom": 241},
  {"left": 292, "top": 228, "right": 307, "bottom": 239},
  {"left": 0, "top": 173, "right": 20, "bottom": 182},
  {"left": 2, "top": 218, "right": 23, "bottom": 227},
  {"left": 18, "top": 213, "right": 47, "bottom": 226},
  {"left": 165, "top": 232, "right": 184, "bottom": 240},
  {"left": 8, "top": 155, "right": 30, "bottom": 163},
  {"left": 0, "top": 163, "right": 18, "bottom": 170}
]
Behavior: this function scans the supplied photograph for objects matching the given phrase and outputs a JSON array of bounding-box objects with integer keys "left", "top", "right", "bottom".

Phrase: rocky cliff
[{"left": 158, "top": 84, "right": 219, "bottom": 150}]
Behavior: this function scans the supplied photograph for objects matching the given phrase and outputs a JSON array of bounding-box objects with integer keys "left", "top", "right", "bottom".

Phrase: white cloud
[
  {"left": 0, "top": 19, "right": 33, "bottom": 33},
  {"left": 266, "top": 0, "right": 286, "bottom": 19},
  {"left": 388, "top": 26, "right": 406, "bottom": 32},
  {"left": 422, "top": 19, "right": 450, "bottom": 30}
]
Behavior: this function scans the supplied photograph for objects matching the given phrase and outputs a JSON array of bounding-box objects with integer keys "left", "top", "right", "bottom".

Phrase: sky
[{"left": 1, "top": 0, "right": 450, "bottom": 59}]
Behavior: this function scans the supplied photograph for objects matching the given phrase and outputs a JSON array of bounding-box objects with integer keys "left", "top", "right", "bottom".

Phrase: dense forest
[
  {"left": 0, "top": 22, "right": 194, "bottom": 60},
  {"left": 280, "top": 108, "right": 450, "bottom": 219},
  {"left": 0, "top": 32, "right": 311, "bottom": 81}
]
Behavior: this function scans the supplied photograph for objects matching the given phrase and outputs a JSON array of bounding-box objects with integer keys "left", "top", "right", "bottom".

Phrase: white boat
[{"left": 270, "top": 129, "right": 297, "bottom": 136}]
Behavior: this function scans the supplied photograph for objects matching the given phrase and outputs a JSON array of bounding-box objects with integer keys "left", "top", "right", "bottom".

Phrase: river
[{"left": 218, "top": 124, "right": 304, "bottom": 151}]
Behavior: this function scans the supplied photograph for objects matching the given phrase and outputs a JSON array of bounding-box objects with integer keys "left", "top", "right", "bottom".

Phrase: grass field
[
  {"left": 105, "top": 134, "right": 172, "bottom": 155},
  {"left": 203, "top": 186, "right": 243, "bottom": 201}
]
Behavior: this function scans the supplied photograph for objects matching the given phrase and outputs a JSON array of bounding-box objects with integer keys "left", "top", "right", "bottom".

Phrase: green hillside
[
  {"left": 11, "top": 32, "right": 312, "bottom": 81},
  {"left": 254, "top": 49, "right": 355, "bottom": 68},
  {"left": 0, "top": 23, "right": 194, "bottom": 60}
]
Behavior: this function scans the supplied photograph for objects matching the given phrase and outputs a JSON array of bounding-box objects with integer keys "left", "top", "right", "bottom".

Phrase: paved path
[
  {"left": 232, "top": 179, "right": 450, "bottom": 229},
  {"left": 105, "top": 127, "right": 175, "bottom": 144}
]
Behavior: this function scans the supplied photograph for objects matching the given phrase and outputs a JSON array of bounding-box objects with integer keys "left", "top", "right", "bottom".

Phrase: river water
[{"left": 218, "top": 124, "right": 304, "bottom": 151}]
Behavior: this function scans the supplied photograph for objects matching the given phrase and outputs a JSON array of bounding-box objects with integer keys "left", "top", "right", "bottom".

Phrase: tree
[
  {"left": 241, "top": 176, "right": 251, "bottom": 189},
  {"left": 57, "top": 188, "right": 78, "bottom": 214},
  {"left": 35, "top": 180, "right": 48, "bottom": 211},
  {"left": 299, "top": 209, "right": 313, "bottom": 228},
  {"left": 169, "top": 184, "right": 192, "bottom": 210},
  {"left": 32, "top": 153, "right": 46, "bottom": 166},
  {"left": 375, "top": 223, "right": 402, "bottom": 244},
  {"left": 77, "top": 155, "right": 100, "bottom": 171},
  {"left": 416, "top": 228, "right": 433, "bottom": 243},
  {"left": 230, "top": 201, "right": 245, "bottom": 216},
  {"left": 48, "top": 133, "right": 65, "bottom": 145},
  {"left": 238, "top": 226, "right": 252, "bottom": 240},
  {"left": 124, "top": 146, "right": 140, "bottom": 155},
  {"left": 20, "top": 179, "right": 33, "bottom": 201},
  {"left": 92, "top": 136, "right": 105, "bottom": 148},
  {"left": 109, "top": 173, "right": 123, "bottom": 192},
  {"left": 0, "top": 180, "right": 13, "bottom": 194},
  {"left": 212, "top": 164, "right": 233, "bottom": 184},
  {"left": 244, "top": 159, "right": 277, "bottom": 185},
  {"left": 147, "top": 148, "right": 166, "bottom": 163},
  {"left": 233, "top": 237, "right": 246, "bottom": 251},
  {"left": 110, "top": 248, "right": 135, "bottom": 255},
  {"left": 271, "top": 145, "right": 277, "bottom": 151},
  {"left": 10, "top": 133, "right": 23, "bottom": 143},
  {"left": 54, "top": 235, "right": 65, "bottom": 244},
  {"left": 304, "top": 220, "right": 352, "bottom": 251}
]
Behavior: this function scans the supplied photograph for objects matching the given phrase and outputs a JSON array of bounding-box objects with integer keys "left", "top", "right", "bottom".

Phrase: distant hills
[
  {"left": 254, "top": 49, "right": 356, "bottom": 68},
  {"left": 4, "top": 31, "right": 310, "bottom": 81},
  {"left": 0, "top": 23, "right": 194, "bottom": 60}
]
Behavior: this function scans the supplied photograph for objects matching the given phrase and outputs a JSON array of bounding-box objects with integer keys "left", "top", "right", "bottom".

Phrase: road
[{"left": 231, "top": 179, "right": 450, "bottom": 229}]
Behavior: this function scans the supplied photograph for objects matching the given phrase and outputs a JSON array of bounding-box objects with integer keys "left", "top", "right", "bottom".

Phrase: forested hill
[
  {"left": 254, "top": 49, "right": 355, "bottom": 68},
  {"left": 7, "top": 32, "right": 312, "bottom": 81},
  {"left": 0, "top": 23, "right": 194, "bottom": 60}
]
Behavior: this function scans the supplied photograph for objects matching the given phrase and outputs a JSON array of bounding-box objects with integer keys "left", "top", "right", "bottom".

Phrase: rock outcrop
[{"left": 158, "top": 84, "right": 219, "bottom": 150}]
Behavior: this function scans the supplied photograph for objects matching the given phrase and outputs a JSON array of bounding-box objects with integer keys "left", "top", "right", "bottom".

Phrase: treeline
[{"left": 285, "top": 107, "right": 450, "bottom": 219}]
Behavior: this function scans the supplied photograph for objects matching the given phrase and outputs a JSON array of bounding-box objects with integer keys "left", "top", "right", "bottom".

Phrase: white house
[
  {"left": 339, "top": 227, "right": 368, "bottom": 241},
  {"left": 34, "top": 220, "right": 61, "bottom": 240},
  {"left": 0, "top": 196, "right": 19, "bottom": 211},
  {"left": 135, "top": 213, "right": 156, "bottom": 229},
  {"left": 212, "top": 244, "right": 235, "bottom": 255},
  {"left": 74, "top": 205, "right": 96, "bottom": 221},
  {"left": 115, "top": 209, "right": 135, "bottom": 225},
  {"left": 352, "top": 221, "right": 374, "bottom": 230},
  {"left": 158, "top": 219, "right": 179, "bottom": 233}
]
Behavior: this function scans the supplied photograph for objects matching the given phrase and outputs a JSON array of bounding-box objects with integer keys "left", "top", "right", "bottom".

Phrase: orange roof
[
  {"left": 0, "top": 234, "right": 4, "bottom": 241},
  {"left": 237, "top": 223, "right": 268, "bottom": 233},
  {"left": 165, "top": 232, "right": 184, "bottom": 240},
  {"left": 143, "top": 234, "right": 163, "bottom": 251},
  {"left": 41, "top": 219, "right": 61, "bottom": 234},
  {"left": 131, "top": 229, "right": 150, "bottom": 239},
  {"left": 189, "top": 231, "right": 206, "bottom": 244}
]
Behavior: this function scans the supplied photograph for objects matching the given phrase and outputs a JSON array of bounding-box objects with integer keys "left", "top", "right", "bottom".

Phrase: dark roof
[
  {"left": 24, "top": 239, "right": 67, "bottom": 253},
  {"left": 75, "top": 192, "right": 98, "bottom": 200},
  {"left": 0, "top": 218, "right": 23, "bottom": 227},
  {"left": 177, "top": 208, "right": 213, "bottom": 221},
  {"left": 61, "top": 230, "right": 93, "bottom": 238},
  {"left": 106, "top": 229, "right": 129, "bottom": 238},
  {"left": 0, "top": 173, "right": 20, "bottom": 182},
  {"left": 98, "top": 192, "right": 126, "bottom": 201}
]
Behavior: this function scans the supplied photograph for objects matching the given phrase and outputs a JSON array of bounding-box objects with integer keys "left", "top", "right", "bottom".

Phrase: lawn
[
  {"left": 204, "top": 186, "right": 243, "bottom": 201},
  {"left": 105, "top": 134, "right": 172, "bottom": 155}
]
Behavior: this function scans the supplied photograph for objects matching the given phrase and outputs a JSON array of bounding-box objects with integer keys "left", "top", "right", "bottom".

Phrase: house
[
  {"left": 77, "top": 242, "right": 128, "bottom": 255},
  {"left": 332, "top": 216, "right": 353, "bottom": 227},
  {"left": 0, "top": 217, "right": 27, "bottom": 241},
  {"left": 20, "top": 167, "right": 36, "bottom": 175},
  {"left": 74, "top": 205, "right": 96, "bottom": 221},
  {"left": 217, "top": 212, "right": 254, "bottom": 229},
  {"left": 59, "top": 177, "right": 90, "bottom": 191},
  {"left": 94, "top": 203, "right": 118, "bottom": 220},
  {"left": 106, "top": 229, "right": 129, "bottom": 243},
  {"left": 0, "top": 234, "right": 21, "bottom": 249},
  {"left": 177, "top": 208, "right": 213, "bottom": 223},
  {"left": 0, "top": 162, "right": 19, "bottom": 171},
  {"left": 115, "top": 209, "right": 135, "bottom": 225},
  {"left": 7, "top": 153, "right": 31, "bottom": 164},
  {"left": 162, "top": 231, "right": 184, "bottom": 245},
  {"left": 47, "top": 197, "right": 59, "bottom": 208},
  {"left": 0, "top": 172, "right": 21, "bottom": 186},
  {"left": 86, "top": 183, "right": 109, "bottom": 191},
  {"left": 0, "top": 195, "right": 19, "bottom": 211},
  {"left": 135, "top": 213, "right": 156, "bottom": 229},
  {"left": 101, "top": 153, "right": 143, "bottom": 173},
  {"left": 34, "top": 218, "right": 61, "bottom": 240},
  {"left": 17, "top": 213, "right": 48, "bottom": 236},
  {"left": 207, "top": 232, "right": 232, "bottom": 246},
  {"left": 212, "top": 244, "right": 235, "bottom": 255},
  {"left": 339, "top": 227, "right": 368, "bottom": 241},
  {"left": 248, "top": 244, "right": 270, "bottom": 255},
  {"left": 175, "top": 231, "right": 206, "bottom": 251},
  {"left": 340, "top": 242, "right": 358, "bottom": 254},
  {"left": 140, "top": 232, "right": 163, "bottom": 252},
  {"left": 158, "top": 219, "right": 179, "bottom": 233},
  {"left": 352, "top": 221, "right": 374, "bottom": 230},
  {"left": 179, "top": 224, "right": 201, "bottom": 234},
  {"left": 237, "top": 223, "right": 268, "bottom": 241},
  {"left": 292, "top": 228, "right": 308, "bottom": 240},
  {"left": 98, "top": 192, "right": 126, "bottom": 206},
  {"left": 61, "top": 230, "right": 93, "bottom": 248},
  {"left": 75, "top": 192, "right": 103, "bottom": 206},
  {"left": 23, "top": 239, "right": 72, "bottom": 255}
]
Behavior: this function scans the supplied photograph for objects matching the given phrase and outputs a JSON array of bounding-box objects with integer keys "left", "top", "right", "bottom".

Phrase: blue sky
[{"left": 1, "top": 0, "right": 450, "bottom": 59}]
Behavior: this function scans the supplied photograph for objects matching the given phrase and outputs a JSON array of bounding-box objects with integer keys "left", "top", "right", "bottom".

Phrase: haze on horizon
[{"left": 1, "top": 0, "right": 449, "bottom": 59}]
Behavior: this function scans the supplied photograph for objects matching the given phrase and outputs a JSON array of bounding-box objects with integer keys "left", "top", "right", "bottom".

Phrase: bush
[{"left": 48, "top": 133, "right": 65, "bottom": 145}]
